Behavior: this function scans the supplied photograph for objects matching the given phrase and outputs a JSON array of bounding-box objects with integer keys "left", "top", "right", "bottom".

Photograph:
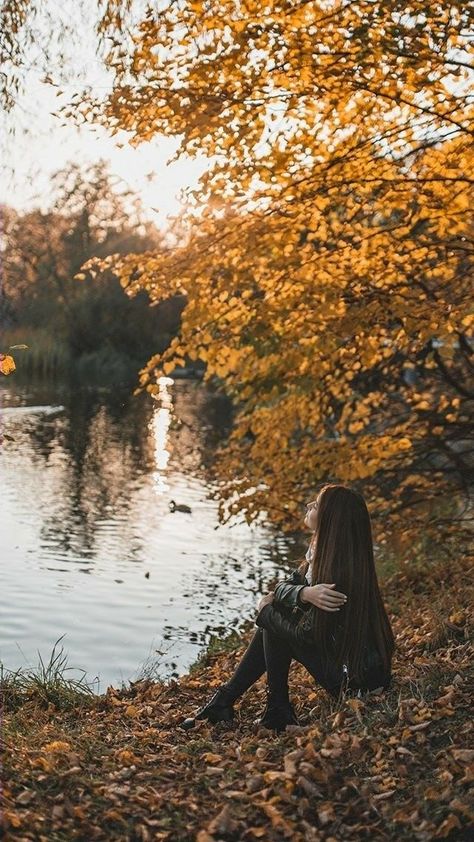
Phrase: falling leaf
[{"left": 0, "top": 354, "right": 16, "bottom": 375}]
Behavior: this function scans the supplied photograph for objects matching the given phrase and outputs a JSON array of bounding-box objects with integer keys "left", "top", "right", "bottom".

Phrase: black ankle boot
[
  {"left": 181, "top": 686, "right": 235, "bottom": 730},
  {"left": 256, "top": 699, "right": 299, "bottom": 733}
]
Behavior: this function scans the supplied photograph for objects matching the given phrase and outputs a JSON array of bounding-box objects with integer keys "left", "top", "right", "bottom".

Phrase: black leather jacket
[
  {"left": 255, "top": 568, "right": 326, "bottom": 648},
  {"left": 255, "top": 568, "right": 387, "bottom": 683}
]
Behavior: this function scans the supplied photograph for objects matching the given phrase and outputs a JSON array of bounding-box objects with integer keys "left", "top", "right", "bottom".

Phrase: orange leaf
[
  {"left": 0, "top": 354, "right": 16, "bottom": 375},
  {"left": 43, "top": 740, "right": 71, "bottom": 753}
]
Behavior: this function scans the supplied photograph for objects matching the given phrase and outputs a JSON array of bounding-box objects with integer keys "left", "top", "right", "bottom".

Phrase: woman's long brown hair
[{"left": 296, "top": 483, "right": 396, "bottom": 684}]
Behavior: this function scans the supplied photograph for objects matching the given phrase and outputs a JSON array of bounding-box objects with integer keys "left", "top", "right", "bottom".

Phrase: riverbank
[{"left": 2, "top": 549, "right": 473, "bottom": 841}]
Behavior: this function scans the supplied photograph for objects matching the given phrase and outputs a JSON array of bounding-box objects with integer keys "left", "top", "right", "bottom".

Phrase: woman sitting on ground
[{"left": 182, "top": 483, "right": 396, "bottom": 733}]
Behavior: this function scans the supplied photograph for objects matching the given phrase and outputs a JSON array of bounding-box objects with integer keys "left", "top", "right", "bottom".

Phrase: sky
[{"left": 0, "top": 0, "right": 211, "bottom": 231}]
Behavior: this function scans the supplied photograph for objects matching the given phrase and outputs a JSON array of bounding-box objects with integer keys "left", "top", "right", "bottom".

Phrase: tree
[
  {"left": 70, "top": 1, "right": 472, "bottom": 545},
  {"left": 1, "top": 160, "right": 182, "bottom": 381},
  {"left": 0, "top": 0, "right": 99, "bottom": 377}
]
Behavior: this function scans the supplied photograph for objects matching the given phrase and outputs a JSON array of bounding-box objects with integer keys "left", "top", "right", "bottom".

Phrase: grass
[
  {"left": 0, "top": 624, "right": 254, "bottom": 715},
  {"left": 0, "top": 618, "right": 251, "bottom": 716},
  {"left": 0, "top": 634, "right": 98, "bottom": 713}
]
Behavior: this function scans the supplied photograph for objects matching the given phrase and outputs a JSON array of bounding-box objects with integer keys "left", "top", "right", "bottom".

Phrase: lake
[{"left": 0, "top": 375, "right": 308, "bottom": 693}]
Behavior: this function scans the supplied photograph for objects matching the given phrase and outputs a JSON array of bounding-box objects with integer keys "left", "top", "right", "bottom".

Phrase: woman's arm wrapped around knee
[{"left": 255, "top": 602, "right": 315, "bottom": 647}]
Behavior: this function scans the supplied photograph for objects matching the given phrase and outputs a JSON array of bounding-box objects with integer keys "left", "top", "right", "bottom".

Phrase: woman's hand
[
  {"left": 257, "top": 592, "right": 274, "bottom": 612},
  {"left": 301, "top": 583, "right": 347, "bottom": 612}
]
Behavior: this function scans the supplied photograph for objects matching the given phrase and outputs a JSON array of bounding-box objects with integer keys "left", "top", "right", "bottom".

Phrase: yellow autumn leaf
[
  {"left": 116, "top": 749, "right": 138, "bottom": 764},
  {"left": 3, "top": 811, "right": 22, "bottom": 828},
  {"left": 0, "top": 354, "right": 16, "bottom": 375},
  {"left": 202, "top": 752, "right": 223, "bottom": 764},
  {"left": 43, "top": 740, "right": 71, "bottom": 753}
]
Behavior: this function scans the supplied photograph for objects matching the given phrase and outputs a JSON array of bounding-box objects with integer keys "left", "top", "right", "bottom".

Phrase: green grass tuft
[{"left": 0, "top": 634, "right": 99, "bottom": 713}]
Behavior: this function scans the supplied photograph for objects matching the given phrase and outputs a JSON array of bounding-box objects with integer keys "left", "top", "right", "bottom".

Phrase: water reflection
[
  {"left": 0, "top": 377, "right": 305, "bottom": 692},
  {"left": 149, "top": 377, "right": 173, "bottom": 494}
]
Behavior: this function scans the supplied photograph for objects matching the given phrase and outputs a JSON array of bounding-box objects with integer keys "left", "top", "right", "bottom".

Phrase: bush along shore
[{"left": 1, "top": 550, "right": 473, "bottom": 842}]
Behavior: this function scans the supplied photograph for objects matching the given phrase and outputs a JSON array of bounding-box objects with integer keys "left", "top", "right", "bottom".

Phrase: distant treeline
[{"left": 1, "top": 160, "right": 188, "bottom": 385}]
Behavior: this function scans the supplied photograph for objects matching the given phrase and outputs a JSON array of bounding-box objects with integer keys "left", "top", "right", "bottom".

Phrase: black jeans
[
  {"left": 223, "top": 626, "right": 389, "bottom": 706},
  {"left": 222, "top": 626, "right": 346, "bottom": 706}
]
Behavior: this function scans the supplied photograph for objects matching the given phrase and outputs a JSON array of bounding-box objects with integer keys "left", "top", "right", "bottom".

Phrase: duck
[{"left": 169, "top": 499, "right": 192, "bottom": 513}]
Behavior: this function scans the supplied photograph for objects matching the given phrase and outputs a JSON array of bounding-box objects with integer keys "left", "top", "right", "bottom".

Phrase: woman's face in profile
[{"left": 304, "top": 497, "right": 319, "bottom": 532}]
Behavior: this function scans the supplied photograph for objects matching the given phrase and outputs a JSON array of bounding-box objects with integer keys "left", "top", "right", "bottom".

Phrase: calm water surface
[{"left": 0, "top": 377, "right": 306, "bottom": 692}]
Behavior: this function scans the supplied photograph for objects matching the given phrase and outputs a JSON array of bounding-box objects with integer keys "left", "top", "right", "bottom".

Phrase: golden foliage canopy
[{"left": 75, "top": 1, "right": 473, "bottom": 543}]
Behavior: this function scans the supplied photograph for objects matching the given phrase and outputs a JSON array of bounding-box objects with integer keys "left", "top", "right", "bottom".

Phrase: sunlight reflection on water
[{"left": 0, "top": 377, "right": 304, "bottom": 692}]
